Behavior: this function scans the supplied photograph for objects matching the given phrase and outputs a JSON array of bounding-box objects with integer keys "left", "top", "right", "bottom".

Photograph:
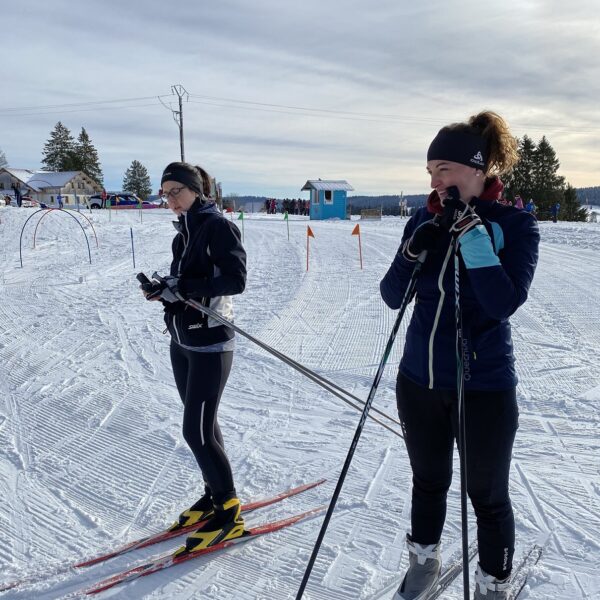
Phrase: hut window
[
  {"left": 324, "top": 190, "right": 333, "bottom": 204},
  {"left": 312, "top": 190, "right": 319, "bottom": 204}
]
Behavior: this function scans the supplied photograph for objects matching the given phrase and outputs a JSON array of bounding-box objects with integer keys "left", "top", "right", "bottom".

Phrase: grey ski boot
[
  {"left": 473, "top": 564, "right": 510, "bottom": 599},
  {"left": 393, "top": 535, "right": 441, "bottom": 600}
]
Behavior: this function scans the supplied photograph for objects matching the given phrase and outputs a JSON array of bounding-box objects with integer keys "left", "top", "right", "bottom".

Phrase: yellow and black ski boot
[
  {"left": 175, "top": 497, "right": 245, "bottom": 554},
  {"left": 169, "top": 492, "right": 215, "bottom": 532}
]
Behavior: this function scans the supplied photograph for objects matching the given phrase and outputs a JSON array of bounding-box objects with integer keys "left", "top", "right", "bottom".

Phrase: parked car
[{"left": 88, "top": 193, "right": 142, "bottom": 209}]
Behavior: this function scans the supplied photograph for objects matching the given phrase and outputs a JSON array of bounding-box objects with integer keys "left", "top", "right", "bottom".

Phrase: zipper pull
[{"left": 162, "top": 327, "right": 168, "bottom": 335}]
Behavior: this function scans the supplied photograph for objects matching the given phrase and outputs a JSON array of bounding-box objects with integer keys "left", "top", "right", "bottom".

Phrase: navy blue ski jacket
[{"left": 380, "top": 194, "right": 539, "bottom": 391}]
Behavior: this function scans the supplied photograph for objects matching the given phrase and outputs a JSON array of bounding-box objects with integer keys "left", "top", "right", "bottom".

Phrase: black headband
[
  {"left": 427, "top": 129, "right": 488, "bottom": 169},
  {"left": 161, "top": 164, "right": 203, "bottom": 195}
]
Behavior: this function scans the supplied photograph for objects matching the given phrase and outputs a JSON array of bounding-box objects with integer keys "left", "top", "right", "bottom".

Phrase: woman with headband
[
  {"left": 381, "top": 112, "right": 539, "bottom": 599},
  {"left": 142, "top": 162, "right": 247, "bottom": 552}
]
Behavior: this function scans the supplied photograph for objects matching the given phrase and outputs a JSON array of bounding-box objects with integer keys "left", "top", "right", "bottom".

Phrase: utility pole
[{"left": 159, "top": 84, "right": 189, "bottom": 161}]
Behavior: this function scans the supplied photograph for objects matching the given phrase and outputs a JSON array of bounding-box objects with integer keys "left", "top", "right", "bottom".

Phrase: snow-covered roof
[
  {"left": 301, "top": 179, "right": 354, "bottom": 192},
  {"left": 27, "top": 171, "right": 79, "bottom": 190},
  {"left": 3, "top": 168, "right": 35, "bottom": 185},
  {"left": 0, "top": 168, "right": 82, "bottom": 191}
]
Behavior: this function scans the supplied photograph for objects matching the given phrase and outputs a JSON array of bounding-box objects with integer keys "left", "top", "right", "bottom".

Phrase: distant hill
[
  {"left": 229, "top": 193, "right": 429, "bottom": 215},
  {"left": 347, "top": 194, "right": 428, "bottom": 215},
  {"left": 576, "top": 186, "right": 600, "bottom": 205},
  {"left": 158, "top": 187, "right": 599, "bottom": 213}
]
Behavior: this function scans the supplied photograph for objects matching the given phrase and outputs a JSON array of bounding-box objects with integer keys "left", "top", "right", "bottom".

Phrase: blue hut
[{"left": 301, "top": 179, "right": 354, "bottom": 220}]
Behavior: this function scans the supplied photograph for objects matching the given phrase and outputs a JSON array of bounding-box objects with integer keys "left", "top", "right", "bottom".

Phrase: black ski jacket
[{"left": 164, "top": 201, "right": 246, "bottom": 347}]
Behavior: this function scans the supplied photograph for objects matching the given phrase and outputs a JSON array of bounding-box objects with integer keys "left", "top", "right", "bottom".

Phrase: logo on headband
[{"left": 470, "top": 151, "right": 485, "bottom": 167}]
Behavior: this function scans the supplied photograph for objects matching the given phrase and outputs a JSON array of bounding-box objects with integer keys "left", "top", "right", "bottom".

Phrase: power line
[
  {"left": 187, "top": 93, "right": 600, "bottom": 133},
  {"left": 188, "top": 93, "right": 442, "bottom": 123},
  {"left": 186, "top": 99, "right": 405, "bottom": 124},
  {"left": 0, "top": 94, "right": 173, "bottom": 114},
  {"left": 0, "top": 101, "right": 167, "bottom": 119},
  {"left": 0, "top": 89, "right": 598, "bottom": 135}
]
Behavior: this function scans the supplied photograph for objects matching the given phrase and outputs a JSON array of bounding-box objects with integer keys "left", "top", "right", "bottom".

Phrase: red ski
[
  {"left": 84, "top": 506, "right": 325, "bottom": 595},
  {"left": 0, "top": 479, "right": 325, "bottom": 593},
  {"left": 76, "top": 478, "right": 325, "bottom": 567}
]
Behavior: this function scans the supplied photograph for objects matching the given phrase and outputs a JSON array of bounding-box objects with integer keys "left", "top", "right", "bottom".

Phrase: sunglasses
[{"left": 160, "top": 186, "right": 187, "bottom": 201}]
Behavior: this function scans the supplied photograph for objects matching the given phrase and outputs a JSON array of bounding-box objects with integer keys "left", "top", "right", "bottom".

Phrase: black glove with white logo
[{"left": 439, "top": 187, "right": 482, "bottom": 239}]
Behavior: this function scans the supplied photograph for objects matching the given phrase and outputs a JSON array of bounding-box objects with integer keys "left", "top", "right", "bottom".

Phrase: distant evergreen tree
[
  {"left": 122, "top": 160, "right": 152, "bottom": 200},
  {"left": 42, "top": 122, "right": 78, "bottom": 171},
  {"left": 504, "top": 135, "right": 536, "bottom": 201},
  {"left": 74, "top": 128, "right": 103, "bottom": 184},
  {"left": 0, "top": 148, "right": 7, "bottom": 168},
  {"left": 561, "top": 184, "right": 588, "bottom": 221},
  {"left": 504, "top": 135, "right": 585, "bottom": 220},
  {"left": 530, "top": 136, "right": 565, "bottom": 218}
]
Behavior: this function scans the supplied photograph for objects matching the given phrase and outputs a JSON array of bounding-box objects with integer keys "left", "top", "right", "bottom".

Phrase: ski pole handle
[{"left": 136, "top": 272, "right": 151, "bottom": 285}]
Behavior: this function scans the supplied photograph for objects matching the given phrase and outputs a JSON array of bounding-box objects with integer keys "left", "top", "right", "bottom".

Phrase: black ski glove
[
  {"left": 439, "top": 187, "right": 482, "bottom": 239},
  {"left": 402, "top": 221, "right": 445, "bottom": 261},
  {"left": 140, "top": 274, "right": 180, "bottom": 303}
]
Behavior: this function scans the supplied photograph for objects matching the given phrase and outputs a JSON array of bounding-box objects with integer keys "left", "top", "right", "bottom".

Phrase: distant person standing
[
  {"left": 57, "top": 193, "right": 64, "bottom": 209},
  {"left": 525, "top": 199, "right": 536, "bottom": 215},
  {"left": 400, "top": 198, "right": 408, "bottom": 218},
  {"left": 514, "top": 195, "right": 524, "bottom": 209},
  {"left": 13, "top": 183, "right": 23, "bottom": 207},
  {"left": 551, "top": 202, "right": 560, "bottom": 223}
]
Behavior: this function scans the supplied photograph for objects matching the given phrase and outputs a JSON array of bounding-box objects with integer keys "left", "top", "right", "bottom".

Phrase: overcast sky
[{"left": 2, "top": 0, "right": 599, "bottom": 197}]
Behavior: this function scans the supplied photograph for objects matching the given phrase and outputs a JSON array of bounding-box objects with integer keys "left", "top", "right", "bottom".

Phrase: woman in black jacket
[{"left": 144, "top": 162, "right": 247, "bottom": 553}]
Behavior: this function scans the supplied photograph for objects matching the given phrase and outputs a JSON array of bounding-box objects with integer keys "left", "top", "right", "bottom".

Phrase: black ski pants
[
  {"left": 170, "top": 341, "right": 236, "bottom": 505},
  {"left": 396, "top": 372, "right": 519, "bottom": 580}
]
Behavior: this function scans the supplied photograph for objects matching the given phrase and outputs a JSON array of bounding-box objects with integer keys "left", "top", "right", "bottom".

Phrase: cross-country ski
[
  {"left": 0, "top": 479, "right": 325, "bottom": 593},
  {"left": 83, "top": 507, "right": 326, "bottom": 595}
]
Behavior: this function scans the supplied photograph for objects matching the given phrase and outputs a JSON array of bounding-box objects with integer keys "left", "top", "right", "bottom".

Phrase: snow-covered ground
[{"left": 0, "top": 206, "right": 599, "bottom": 599}]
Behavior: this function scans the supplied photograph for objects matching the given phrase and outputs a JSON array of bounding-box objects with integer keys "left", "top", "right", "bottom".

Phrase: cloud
[{"left": 1, "top": 0, "right": 599, "bottom": 196}]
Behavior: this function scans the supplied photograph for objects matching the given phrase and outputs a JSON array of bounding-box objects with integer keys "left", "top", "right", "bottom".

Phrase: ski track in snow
[{"left": 0, "top": 207, "right": 599, "bottom": 599}]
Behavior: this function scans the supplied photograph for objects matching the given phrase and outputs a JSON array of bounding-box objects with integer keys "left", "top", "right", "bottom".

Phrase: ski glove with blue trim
[{"left": 440, "top": 189, "right": 499, "bottom": 270}]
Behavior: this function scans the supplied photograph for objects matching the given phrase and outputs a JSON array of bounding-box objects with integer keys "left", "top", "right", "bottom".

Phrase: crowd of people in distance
[{"left": 264, "top": 198, "right": 309, "bottom": 215}]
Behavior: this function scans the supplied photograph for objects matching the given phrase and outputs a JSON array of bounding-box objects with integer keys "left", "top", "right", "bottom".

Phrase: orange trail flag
[
  {"left": 306, "top": 225, "right": 315, "bottom": 271},
  {"left": 351, "top": 223, "right": 363, "bottom": 269}
]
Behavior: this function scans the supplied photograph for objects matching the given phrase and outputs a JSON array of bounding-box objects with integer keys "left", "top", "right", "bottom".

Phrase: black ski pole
[
  {"left": 140, "top": 273, "right": 403, "bottom": 438},
  {"left": 295, "top": 251, "right": 427, "bottom": 599},
  {"left": 453, "top": 243, "right": 470, "bottom": 600}
]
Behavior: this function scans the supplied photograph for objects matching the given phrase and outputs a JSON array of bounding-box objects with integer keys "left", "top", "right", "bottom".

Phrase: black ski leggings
[
  {"left": 396, "top": 373, "right": 519, "bottom": 579},
  {"left": 170, "top": 342, "right": 235, "bottom": 505}
]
